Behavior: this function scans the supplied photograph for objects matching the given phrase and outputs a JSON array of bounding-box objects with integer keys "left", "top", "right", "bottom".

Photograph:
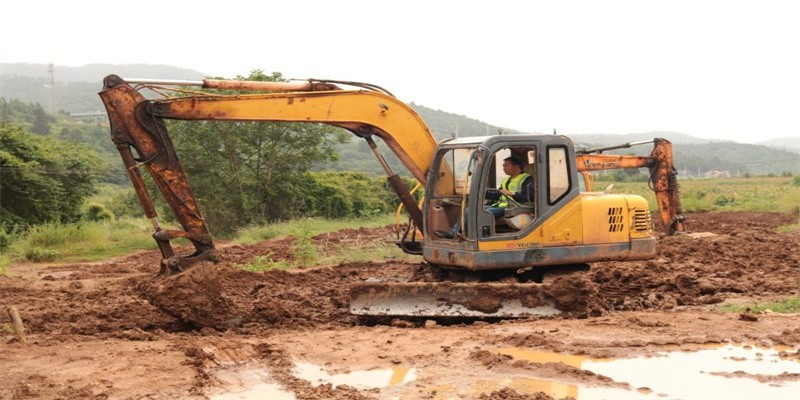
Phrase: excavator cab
[
  {"left": 425, "top": 137, "right": 541, "bottom": 240},
  {"left": 422, "top": 135, "right": 591, "bottom": 271}
]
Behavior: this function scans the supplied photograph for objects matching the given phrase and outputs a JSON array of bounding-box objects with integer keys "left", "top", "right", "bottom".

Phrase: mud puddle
[
  {"left": 212, "top": 383, "right": 295, "bottom": 400},
  {"left": 293, "top": 362, "right": 417, "bottom": 389},
  {"left": 210, "top": 363, "right": 416, "bottom": 399},
  {"left": 211, "top": 344, "right": 800, "bottom": 399},
  {"left": 494, "top": 344, "right": 800, "bottom": 400}
]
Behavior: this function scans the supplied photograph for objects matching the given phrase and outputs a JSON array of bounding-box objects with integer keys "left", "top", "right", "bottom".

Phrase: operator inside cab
[
  {"left": 485, "top": 156, "right": 534, "bottom": 218},
  {"left": 437, "top": 156, "right": 534, "bottom": 239}
]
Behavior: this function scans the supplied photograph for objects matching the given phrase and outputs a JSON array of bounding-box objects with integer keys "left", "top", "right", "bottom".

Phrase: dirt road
[{"left": 1, "top": 212, "right": 799, "bottom": 399}]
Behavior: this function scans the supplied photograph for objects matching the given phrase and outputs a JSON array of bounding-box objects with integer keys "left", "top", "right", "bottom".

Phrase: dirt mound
[
  {"left": 135, "top": 212, "right": 799, "bottom": 330},
  {"left": 590, "top": 211, "right": 799, "bottom": 312},
  {"left": 139, "top": 259, "right": 422, "bottom": 331}
]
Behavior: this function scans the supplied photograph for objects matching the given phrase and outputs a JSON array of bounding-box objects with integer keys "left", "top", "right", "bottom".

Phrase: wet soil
[{"left": 1, "top": 212, "right": 799, "bottom": 399}]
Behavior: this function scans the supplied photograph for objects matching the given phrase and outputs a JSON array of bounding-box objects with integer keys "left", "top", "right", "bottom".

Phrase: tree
[
  {"left": 166, "top": 70, "right": 350, "bottom": 233},
  {"left": 31, "top": 105, "right": 53, "bottom": 134},
  {"left": 0, "top": 123, "right": 105, "bottom": 226}
]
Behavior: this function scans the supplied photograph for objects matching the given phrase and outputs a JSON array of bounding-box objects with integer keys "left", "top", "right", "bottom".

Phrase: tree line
[{"left": 0, "top": 71, "right": 418, "bottom": 236}]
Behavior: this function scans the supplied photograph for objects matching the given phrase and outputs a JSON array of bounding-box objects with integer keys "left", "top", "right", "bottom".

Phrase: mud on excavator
[{"left": 99, "top": 75, "right": 685, "bottom": 321}]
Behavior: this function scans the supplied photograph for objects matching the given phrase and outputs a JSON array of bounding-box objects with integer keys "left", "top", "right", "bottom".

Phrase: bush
[
  {"left": 24, "top": 247, "right": 60, "bottom": 262},
  {"left": 317, "top": 189, "right": 353, "bottom": 219},
  {"left": 84, "top": 203, "right": 115, "bottom": 221},
  {"left": 713, "top": 195, "right": 737, "bottom": 207},
  {"left": 0, "top": 230, "right": 13, "bottom": 251},
  {"left": 793, "top": 175, "right": 800, "bottom": 187},
  {"left": 291, "top": 226, "right": 318, "bottom": 265}
]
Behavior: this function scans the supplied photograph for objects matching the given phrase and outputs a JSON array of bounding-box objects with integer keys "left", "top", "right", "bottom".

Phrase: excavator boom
[{"left": 99, "top": 75, "right": 437, "bottom": 273}]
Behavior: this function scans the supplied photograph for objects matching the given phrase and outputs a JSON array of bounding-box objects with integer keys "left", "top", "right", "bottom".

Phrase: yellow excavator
[{"left": 99, "top": 75, "right": 685, "bottom": 319}]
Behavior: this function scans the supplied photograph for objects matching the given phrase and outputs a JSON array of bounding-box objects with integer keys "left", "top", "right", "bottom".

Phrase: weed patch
[
  {"left": 234, "top": 254, "right": 293, "bottom": 272},
  {"left": 721, "top": 297, "right": 800, "bottom": 314},
  {"left": 24, "top": 247, "right": 60, "bottom": 262},
  {"left": 0, "top": 255, "right": 8, "bottom": 275}
]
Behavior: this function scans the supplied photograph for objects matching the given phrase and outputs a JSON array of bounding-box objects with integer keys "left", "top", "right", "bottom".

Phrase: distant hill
[
  {"left": 0, "top": 63, "right": 206, "bottom": 82},
  {"left": 758, "top": 137, "right": 800, "bottom": 154},
  {"left": 1, "top": 62, "right": 797, "bottom": 177},
  {"left": 568, "top": 131, "right": 727, "bottom": 146},
  {"left": 0, "top": 63, "right": 208, "bottom": 113},
  {"left": 410, "top": 103, "right": 526, "bottom": 140}
]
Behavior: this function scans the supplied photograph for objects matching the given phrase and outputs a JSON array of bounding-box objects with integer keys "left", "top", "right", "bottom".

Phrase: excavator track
[
  {"left": 350, "top": 265, "right": 597, "bottom": 319},
  {"left": 350, "top": 281, "right": 560, "bottom": 318}
]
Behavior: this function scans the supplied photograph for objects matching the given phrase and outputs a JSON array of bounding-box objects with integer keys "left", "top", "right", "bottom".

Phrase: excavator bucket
[{"left": 351, "top": 281, "right": 566, "bottom": 318}]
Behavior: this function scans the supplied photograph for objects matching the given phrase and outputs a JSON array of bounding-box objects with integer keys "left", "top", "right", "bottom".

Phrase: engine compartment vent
[
  {"left": 608, "top": 207, "right": 624, "bottom": 232},
  {"left": 632, "top": 209, "right": 652, "bottom": 233}
]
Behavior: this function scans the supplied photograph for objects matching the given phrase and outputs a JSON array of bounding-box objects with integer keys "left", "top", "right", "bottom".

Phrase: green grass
[
  {"left": 234, "top": 214, "right": 398, "bottom": 244},
  {"left": 777, "top": 223, "right": 800, "bottom": 233},
  {"left": 4, "top": 218, "right": 157, "bottom": 265},
  {"left": 0, "top": 254, "right": 9, "bottom": 276},
  {"left": 236, "top": 253, "right": 294, "bottom": 272},
  {"left": 1, "top": 212, "right": 412, "bottom": 273},
  {"left": 231, "top": 214, "right": 415, "bottom": 271},
  {"left": 721, "top": 297, "right": 800, "bottom": 314},
  {"left": 595, "top": 176, "right": 800, "bottom": 213},
  {"left": 232, "top": 241, "right": 412, "bottom": 272},
  {"left": 315, "top": 242, "right": 412, "bottom": 265}
]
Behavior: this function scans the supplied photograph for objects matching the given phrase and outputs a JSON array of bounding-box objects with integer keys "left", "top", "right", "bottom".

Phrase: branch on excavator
[{"left": 576, "top": 138, "right": 686, "bottom": 235}]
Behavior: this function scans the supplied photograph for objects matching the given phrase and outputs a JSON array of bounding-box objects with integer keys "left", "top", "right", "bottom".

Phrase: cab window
[
  {"left": 433, "top": 147, "right": 475, "bottom": 196},
  {"left": 548, "top": 146, "right": 570, "bottom": 204}
]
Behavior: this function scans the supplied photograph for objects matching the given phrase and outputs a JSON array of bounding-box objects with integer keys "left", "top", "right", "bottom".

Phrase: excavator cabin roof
[{"left": 438, "top": 134, "right": 577, "bottom": 148}]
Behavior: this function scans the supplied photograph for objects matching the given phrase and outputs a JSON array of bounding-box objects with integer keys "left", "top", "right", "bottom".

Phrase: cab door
[{"left": 475, "top": 144, "right": 539, "bottom": 239}]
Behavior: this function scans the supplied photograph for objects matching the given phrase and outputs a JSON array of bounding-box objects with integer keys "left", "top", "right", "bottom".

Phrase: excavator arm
[
  {"left": 575, "top": 138, "right": 686, "bottom": 235},
  {"left": 99, "top": 75, "right": 437, "bottom": 273}
]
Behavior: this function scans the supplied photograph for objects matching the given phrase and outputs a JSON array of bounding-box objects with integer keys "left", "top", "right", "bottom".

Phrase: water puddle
[
  {"left": 212, "top": 382, "right": 296, "bottom": 400},
  {"left": 210, "top": 346, "right": 798, "bottom": 399},
  {"left": 210, "top": 362, "right": 416, "bottom": 399},
  {"left": 210, "top": 367, "right": 295, "bottom": 400},
  {"left": 293, "top": 362, "right": 417, "bottom": 389},
  {"left": 486, "top": 344, "right": 800, "bottom": 399}
]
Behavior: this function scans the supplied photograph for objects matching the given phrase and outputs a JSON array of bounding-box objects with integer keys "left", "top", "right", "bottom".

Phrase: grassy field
[
  {"left": 0, "top": 214, "right": 408, "bottom": 274},
  {"left": 1, "top": 218, "right": 157, "bottom": 265},
  {"left": 594, "top": 176, "right": 800, "bottom": 215}
]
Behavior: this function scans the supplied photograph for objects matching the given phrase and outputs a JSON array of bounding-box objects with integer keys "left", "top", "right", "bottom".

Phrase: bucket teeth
[{"left": 350, "top": 282, "right": 563, "bottom": 318}]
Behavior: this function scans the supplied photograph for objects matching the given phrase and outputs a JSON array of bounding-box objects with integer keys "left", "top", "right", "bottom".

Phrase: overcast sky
[{"left": 1, "top": 0, "right": 798, "bottom": 144}]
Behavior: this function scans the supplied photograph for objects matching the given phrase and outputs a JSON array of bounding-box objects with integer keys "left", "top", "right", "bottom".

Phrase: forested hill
[
  {"left": 0, "top": 63, "right": 207, "bottom": 113},
  {"left": 1, "top": 63, "right": 798, "bottom": 177}
]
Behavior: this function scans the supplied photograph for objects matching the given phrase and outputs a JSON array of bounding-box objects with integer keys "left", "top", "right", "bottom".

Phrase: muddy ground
[{"left": 1, "top": 211, "right": 799, "bottom": 399}]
